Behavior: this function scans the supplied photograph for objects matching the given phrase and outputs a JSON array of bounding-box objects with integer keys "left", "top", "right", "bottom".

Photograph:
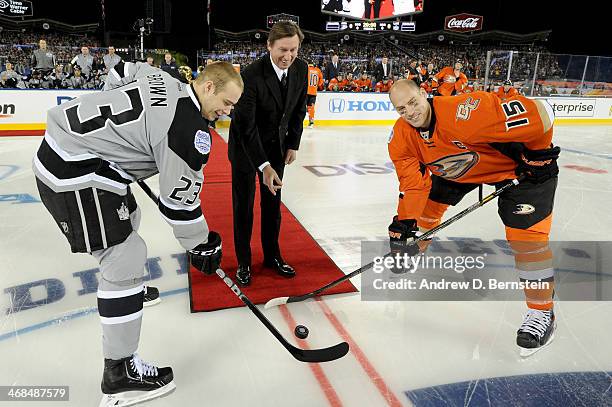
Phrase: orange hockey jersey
[
  {"left": 375, "top": 80, "right": 393, "bottom": 92},
  {"left": 307, "top": 66, "right": 324, "bottom": 96},
  {"left": 495, "top": 86, "right": 519, "bottom": 101},
  {"left": 328, "top": 78, "right": 349, "bottom": 91},
  {"left": 433, "top": 66, "right": 468, "bottom": 96},
  {"left": 354, "top": 78, "right": 373, "bottom": 92},
  {"left": 388, "top": 92, "right": 553, "bottom": 220},
  {"left": 421, "top": 80, "right": 434, "bottom": 95}
]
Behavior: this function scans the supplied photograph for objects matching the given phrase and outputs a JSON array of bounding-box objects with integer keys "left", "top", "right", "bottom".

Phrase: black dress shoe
[
  {"left": 264, "top": 257, "right": 296, "bottom": 278},
  {"left": 236, "top": 265, "right": 251, "bottom": 286}
]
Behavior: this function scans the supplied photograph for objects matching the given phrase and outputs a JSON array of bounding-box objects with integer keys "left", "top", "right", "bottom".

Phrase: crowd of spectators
[
  {"left": 0, "top": 30, "right": 109, "bottom": 89},
  {"left": 203, "top": 39, "right": 608, "bottom": 96},
  {"left": 1, "top": 29, "right": 608, "bottom": 96}
]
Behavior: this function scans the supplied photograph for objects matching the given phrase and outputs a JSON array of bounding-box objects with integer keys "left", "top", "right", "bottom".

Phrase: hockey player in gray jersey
[
  {"left": 33, "top": 61, "right": 243, "bottom": 406},
  {"left": 31, "top": 39, "right": 56, "bottom": 75},
  {"left": 70, "top": 46, "right": 95, "bottom": 78}
]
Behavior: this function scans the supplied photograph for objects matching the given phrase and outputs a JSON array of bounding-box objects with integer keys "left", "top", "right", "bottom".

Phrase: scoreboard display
[
  {"left": 267, "top": 13, "right": 300, "bottom": 29},
  {"left": 325, "top": 21, "right": 416, "bottom": 32},
  {"left": 321, "top": 0, "right": 423, "bottom": 21}
]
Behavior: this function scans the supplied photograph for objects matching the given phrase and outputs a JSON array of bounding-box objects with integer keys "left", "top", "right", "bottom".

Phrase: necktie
[{"left": 280, "top": 72, "right": 288, "bottom": 102}]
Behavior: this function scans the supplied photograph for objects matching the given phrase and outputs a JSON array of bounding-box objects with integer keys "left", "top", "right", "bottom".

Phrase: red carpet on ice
[{"left": 188, "top": 129, "right": 357, "bottom": 312}]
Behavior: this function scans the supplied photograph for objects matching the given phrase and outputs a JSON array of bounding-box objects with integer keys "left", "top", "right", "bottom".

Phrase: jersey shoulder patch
[
  {"left": 168, "top": 97, "right": 211, "bottom": 171},
  {"left": 455, "top": 96, "right": 481, "bottom": 121},
  {"left": 194, "top": 130, "right": 211, "bottom": 155}
]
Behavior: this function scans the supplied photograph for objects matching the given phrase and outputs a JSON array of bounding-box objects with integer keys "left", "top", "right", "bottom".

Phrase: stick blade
[
  {"left": 264, "top": 296, "right": 290, "bottom": 309},
  {"left": 290, "top": 341, "right": 349, "bottom": 363}
]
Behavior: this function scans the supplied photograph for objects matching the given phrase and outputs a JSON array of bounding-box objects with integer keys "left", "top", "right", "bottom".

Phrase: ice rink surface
[{"left": 1, "top": 123, "right": 611, "bottom": 406}]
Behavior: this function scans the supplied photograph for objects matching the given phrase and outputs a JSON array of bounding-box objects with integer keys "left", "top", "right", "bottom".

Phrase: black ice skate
[
  {"left": 99, "top": 353, "right": 175, "bottom": 407},
  {"left": 516, "top": 309, "right": 556, "bottom": 357},
  {"left": 143, "top": 286, "right": 161, "bottom": 307}
]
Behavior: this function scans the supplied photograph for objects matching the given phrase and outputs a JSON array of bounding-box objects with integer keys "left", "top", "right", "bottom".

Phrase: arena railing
[{"left": 484, "top": 50, "right": 612, "bottom": 97}]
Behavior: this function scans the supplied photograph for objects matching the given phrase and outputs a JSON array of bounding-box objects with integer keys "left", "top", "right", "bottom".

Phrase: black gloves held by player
[
  {"left": 516, "top": 145, "right": 560, "bottom": 184},
  {"left": 188, "top": 231, "right": 222, "bottom": 275},
  {"left": 388, "top": 216, "right": 420, "bottom": 257}
]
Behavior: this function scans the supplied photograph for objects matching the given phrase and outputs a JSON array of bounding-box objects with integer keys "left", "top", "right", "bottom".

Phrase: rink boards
[{"left": 0, "top": 88, "right": 610, "bottom": 136}]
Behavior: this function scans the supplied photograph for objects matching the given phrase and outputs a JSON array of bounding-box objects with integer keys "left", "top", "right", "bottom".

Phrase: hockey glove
[
  {"left": 388, "top": 216, "right": 420, "bottom": 258},
  {"left": 516, "top": 145, "right": 560, "bottom": 184},
  {"left": 188, "top": 231, "right": 222, "bottom": 275}
]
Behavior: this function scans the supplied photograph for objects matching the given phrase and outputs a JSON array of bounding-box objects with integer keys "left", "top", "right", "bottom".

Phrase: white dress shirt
[{"left": 258, "top": 55, "right": 289, "bottom": 172}]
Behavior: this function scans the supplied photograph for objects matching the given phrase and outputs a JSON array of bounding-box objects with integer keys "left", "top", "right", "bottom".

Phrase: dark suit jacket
[
  {"left": 374, "top": 62, "right": 391, "bottom": 83},
  {"left": 324, "top": 61, "right": 341, "bottom": 82},
  {"left": 228, "top": 55, "right": 308, "bottom": 172}
]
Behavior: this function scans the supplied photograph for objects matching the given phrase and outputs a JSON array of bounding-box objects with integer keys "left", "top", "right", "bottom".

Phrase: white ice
[{"left": 0, "top": 123, "right": 611, "bottom": 406}]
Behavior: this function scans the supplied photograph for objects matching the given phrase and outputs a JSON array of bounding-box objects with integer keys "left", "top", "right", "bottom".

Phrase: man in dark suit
[
  {"left": 228, "top": 21, "right": 308, "bottom": 286},
  {"left": 364, "top": 0, "right": 383, "bottom": 19},
  {"left": 373, "top": 55, "right": 391, "bottom": 84},
  {"left": 324, "top": 54, "right": 341, "bottom": 84}
]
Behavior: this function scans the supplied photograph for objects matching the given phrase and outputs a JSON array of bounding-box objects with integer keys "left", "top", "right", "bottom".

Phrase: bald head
[
  {"left": 389, "top": 79, "right": 431, "bottom": 128},
  {"left": 389, "top": 79, "right": 419, "bottom": 98}
]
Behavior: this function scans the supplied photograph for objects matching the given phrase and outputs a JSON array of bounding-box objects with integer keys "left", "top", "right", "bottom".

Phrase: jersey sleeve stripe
[
  {"left": 159, "top": 195, "right": 201, "bottom": 212},
  {"left": 36, "top": 138, "right": 133, "bottom": 185},
  {"left": 110, "top": 67, "right": 121, "bottom": 82},
  {"left": 158, "top": 198, "right": 203, "bottom": 222},
  {"left": 111, "top": 61, "right": 126, "bottom": 79},
  {"left": 160, "top": 213, "right": 205, "bottom": 226},
  {"left": 542, "top": 99, "right": 555, "bottom": 124}
]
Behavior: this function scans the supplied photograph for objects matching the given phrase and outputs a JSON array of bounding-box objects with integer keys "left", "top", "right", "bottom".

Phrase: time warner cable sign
[{"left": 0, "top": 0, "right": 33, "bottom": 17}]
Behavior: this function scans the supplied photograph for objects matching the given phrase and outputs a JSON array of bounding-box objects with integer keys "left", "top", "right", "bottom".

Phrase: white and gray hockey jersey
[{"left": 33, "top": 62, "right": 213, "bottom": 250}]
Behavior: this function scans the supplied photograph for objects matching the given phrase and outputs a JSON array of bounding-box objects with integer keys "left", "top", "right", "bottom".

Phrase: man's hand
[
  {"left": 262, "top": 165, "right": 283, "bottom": 196},
  {"left": 285, "top": 149, "right": 297, "bottom": 165}
]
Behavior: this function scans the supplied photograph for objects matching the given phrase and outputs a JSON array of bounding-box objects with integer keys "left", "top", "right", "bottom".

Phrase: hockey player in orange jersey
[
  {"left": 387, "top": 79, "right": 559, "bottom": 357},
  {"left": 375, "top": 76, "right": 393, "bottom": 92},
  {"left": 433, "top": 62, "right": 468, "bottom": 96},
  {"left": 307, "top": 63, "right": 324, "bottom": 127},
  {"left": 495, "top": 79, "right": 519, "bottom": 101},
  {"left": 328, "top": 73, "right": 348, "bottom": 91},
  {"left": 354, "top": 72, "right": 373, "bottom": 92},
  {"left": 344, "top": 72, "right": 358, "bottom": 92}
]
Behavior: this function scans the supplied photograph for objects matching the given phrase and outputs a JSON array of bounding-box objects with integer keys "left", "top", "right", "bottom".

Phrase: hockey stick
[
  {"left": 136, "top": 179, "right": 349, "bottom": 363},
  {"left": 264, "top": 176, "right": 525, "bottom": 309}
]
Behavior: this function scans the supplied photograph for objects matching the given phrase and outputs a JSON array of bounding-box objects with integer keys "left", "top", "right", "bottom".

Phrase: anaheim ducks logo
[
  {"left": 426, "top": 152, "right": 479, "bottom": 179},
  {"left": 456, "top": 97, "right": 480, "bottom": 121},
  {"left": 513, "top": 204, "right": 535, "bottom": 215}
]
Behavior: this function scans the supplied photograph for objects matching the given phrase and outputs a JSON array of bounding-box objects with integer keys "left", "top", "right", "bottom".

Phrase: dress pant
[{"left": 231, "top": 140, "right": 285, "bottom": 266}]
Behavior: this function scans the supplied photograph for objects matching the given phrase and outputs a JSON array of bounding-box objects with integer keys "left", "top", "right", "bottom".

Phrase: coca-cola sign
[{"left": 444, "top": 13, "right": 484, "bottom": 32}]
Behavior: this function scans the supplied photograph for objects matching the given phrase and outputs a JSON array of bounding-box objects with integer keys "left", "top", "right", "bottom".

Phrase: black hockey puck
[{"left": 294, "top": 325, "right": 309, "bottom": 339}]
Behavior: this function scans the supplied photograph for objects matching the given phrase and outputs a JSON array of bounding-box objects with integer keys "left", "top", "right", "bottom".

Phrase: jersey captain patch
[
  {"left": 426, "top": 151, "right": 479, "bottom": 179},
  {"left": 456, "top": 97, "right": 480, "bottom": 121},
  {"left": 194, "top": 130, "right": 211, "bottom": 155}
]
